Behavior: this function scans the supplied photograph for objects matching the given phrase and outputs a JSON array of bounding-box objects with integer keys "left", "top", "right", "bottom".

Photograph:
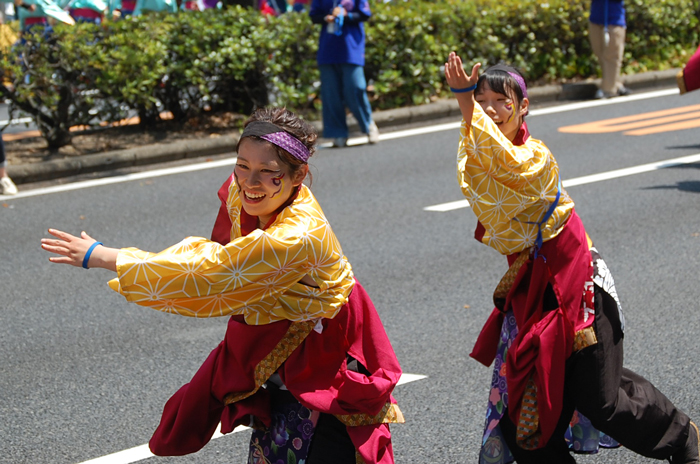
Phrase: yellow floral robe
[
  {"left": 108, "top": 184, "right": 355, "bottom": 325},
  {"left": 458, "top": 104, "right": 575, "bottom": 255}
]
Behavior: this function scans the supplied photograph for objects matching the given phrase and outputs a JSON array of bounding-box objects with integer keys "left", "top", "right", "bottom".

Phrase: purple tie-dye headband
[
  {"left": 241, "top": 121, "right": 310, "bottom": 163},
  {"left": 507, "top": 72, "right": 528, "bottom": 99}
]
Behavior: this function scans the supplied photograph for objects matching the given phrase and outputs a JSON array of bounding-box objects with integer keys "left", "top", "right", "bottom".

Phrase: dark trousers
[
  {"left": 307, "top": 413, "right": 356, "bottom": 464},
  {"left": 500, "top": 283, "right": 691, "bottom": 463}
]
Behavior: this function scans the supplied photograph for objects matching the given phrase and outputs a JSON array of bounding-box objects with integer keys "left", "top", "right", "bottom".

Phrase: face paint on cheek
[
  {"left": 505, "top": 102, "right": 516, "bottom": 124},
  {"left": 269, "top": 173, "right": 285, "bottom": 199}
]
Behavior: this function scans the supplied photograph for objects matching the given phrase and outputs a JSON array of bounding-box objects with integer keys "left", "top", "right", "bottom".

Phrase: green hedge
[{"left": 1, "top": 0, "right": 697, "bottom": 148}]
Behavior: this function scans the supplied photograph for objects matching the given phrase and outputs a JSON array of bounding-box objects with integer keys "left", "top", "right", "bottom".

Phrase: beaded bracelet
[
  {"left": 82, "top": 241, "right": 104, "bottom": 269},
  {"left": 450, "top": 84, "right": 477, "bottom": 93}
]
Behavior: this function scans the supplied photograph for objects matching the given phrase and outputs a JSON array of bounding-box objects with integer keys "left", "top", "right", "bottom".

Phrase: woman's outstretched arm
[{"left": 41, "top": 229, "right": 119, "bottom": 272}]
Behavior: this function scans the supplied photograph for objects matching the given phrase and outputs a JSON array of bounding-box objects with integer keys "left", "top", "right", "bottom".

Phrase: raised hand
[{"left": 444, "top": 51, "right": 480, "bottom": 91}]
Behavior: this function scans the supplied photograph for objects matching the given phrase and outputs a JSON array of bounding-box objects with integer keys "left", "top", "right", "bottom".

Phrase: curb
[{"left": 7, "top": 68, "right": 681, "bottom": 186}]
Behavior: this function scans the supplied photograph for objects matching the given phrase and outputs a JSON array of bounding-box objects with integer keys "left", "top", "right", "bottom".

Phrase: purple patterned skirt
[{"left": 248, "top": 388, "right": 321, "bottom": 464}]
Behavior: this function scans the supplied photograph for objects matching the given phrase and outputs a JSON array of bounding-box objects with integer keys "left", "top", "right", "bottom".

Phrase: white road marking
[
  {"left": 0, "top": 88, "right": 678, "bottom": 201},
  {"left": 74, "top": 372, "right": 427, "bottom": 464},
  {"left": 529, "top": 88, "right": 679, "bottom": 116},
  {"left": 397, "top": 373, "right": 428, "bottom": 385},
  {"left": 424, "top": 152, "right": 700, "bottom": 212},
  {"left": 424, "top": 199, "right": 470, "bottom": 212},
  {"left": 0, "top": 157, "right": 238, "bottom": 200},
  {"left": 0, "top": 116, "right": 33, "bottom": 126}
]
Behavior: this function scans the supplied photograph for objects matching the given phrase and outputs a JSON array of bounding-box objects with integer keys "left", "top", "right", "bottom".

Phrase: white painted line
[
  {"left": 528, "top": 88, "right": 679, "bottom": 116},
  {"left": 74, "top": 372, "right": 427, "bottom": 464},
  {"left": 1, "top": 87, "right": 679, "bottom": 201},
  {"left": 0, "top": 157, "right": 238, "bottom": 200},
  {"left": 561, "top": 152, "right": 700, "bottom": 187},
  {"left": 397, "top": 372, "right": 428, "bottom": 385},
  {"left": 424, "top": 199, "right": 470, "bottom": 212},
  {"left": 423, "top": 152, "right": 700, "bottom": 212},
  {"left": 318, "top": 121, "right": 463, "bottom": 148},
  {"left": 0, "top": 116, "right": 33, "bottom": 126},
  {"left": 76, "top": 443, "right": 152, "bottom": 464},
  {"left": 76, "top": 424, "right": 248, "bottom": 464}
]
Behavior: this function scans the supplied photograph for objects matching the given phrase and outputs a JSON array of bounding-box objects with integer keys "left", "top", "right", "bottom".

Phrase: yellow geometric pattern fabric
[
  {"left": 108, "top": 184, "right": 355, "bottom": 325},
  {"left": 457, "top": 104, "right": 575, "bottom": 255},
  {"left": 335, "top": 402, "right": 405, "bottom": 426}
]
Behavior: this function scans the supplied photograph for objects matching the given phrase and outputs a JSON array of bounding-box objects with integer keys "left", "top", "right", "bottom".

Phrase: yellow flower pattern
[
  {"left": 457, "top": 104, "right": 575, "bottom": 255},
  {"left": 108, "top": 184, "right": 355, "bottom": 325}
]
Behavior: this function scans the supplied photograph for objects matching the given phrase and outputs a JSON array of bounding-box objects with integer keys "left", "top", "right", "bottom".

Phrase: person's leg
[
  {"left": 570, "top": 284, "right": 691, "bottom": 459},
  {"left": 603, "top": 25, "right": 626, "bottom": 95},
  {"left": 0, "top": 138, "right": 17, "bottom": 195},
  {"left": 319, "top": 64, "right": 349, "bottom": 140},
  {"left": 498, "top": 404, "right": 577, "bottom": 464},
  {"left": 588, "top": 22, "right": 607, "bottom": 98},
  {"left": 340, "top": 64, "right": 374, "bottom": 135}
]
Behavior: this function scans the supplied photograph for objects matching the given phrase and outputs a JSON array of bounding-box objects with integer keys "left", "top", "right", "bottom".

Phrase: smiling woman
[
  {"left": 233, "top": 127, "right": 310, "bottom": 227},
  {"left": 40, "top": 107, "right": 403, "bottom": 464}
]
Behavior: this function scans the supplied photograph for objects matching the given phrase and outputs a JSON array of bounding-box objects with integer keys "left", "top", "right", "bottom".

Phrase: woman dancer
[
  {"left": 444, "top": 51, "right": 697, "bottom": 463},
  {"left": 41, "top": 107, "right": 403, "bottom": 464}
]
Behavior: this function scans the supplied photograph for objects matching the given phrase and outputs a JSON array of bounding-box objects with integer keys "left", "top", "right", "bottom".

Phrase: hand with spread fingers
[
  {"left": 444, "top": 51, "right": 480, "bottom": 92},
  {"left": 41, "top": 229, "right": 118, "bottom": 271}
]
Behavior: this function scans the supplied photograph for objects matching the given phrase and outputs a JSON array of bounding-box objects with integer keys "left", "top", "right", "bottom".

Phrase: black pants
[
  {"left": 500, "top": 283, "right": 691, "bottom": 463},
  {"left": 307, "top": 413, "right": 356, "bottom": 464}
]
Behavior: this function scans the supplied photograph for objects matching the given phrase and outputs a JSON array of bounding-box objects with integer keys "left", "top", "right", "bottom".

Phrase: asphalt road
[{"left": 1, "top": 87, "right": 700, "bottom": 464}]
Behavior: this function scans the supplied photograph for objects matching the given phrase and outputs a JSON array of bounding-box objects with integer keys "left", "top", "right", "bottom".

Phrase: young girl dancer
[
  {"left": 444, "top": 51, "right": 698, "bottom": 463},
  {"left": 41, "top": 107, "right": 403, "bottom": 464}
]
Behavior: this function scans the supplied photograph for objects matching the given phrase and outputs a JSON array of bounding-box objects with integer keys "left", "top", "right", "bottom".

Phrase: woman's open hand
[
  {"left": 444, "top": 51, "right": 480, "bottom": 91},
  {"left": 41, "top": 229, "right": 118, "bottom": 271}
]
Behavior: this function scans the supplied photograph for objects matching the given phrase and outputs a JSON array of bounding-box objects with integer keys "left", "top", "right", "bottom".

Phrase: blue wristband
[
  {"left": 82, "top": 241, "right": 103, "bottom": 269},
  {"left": 450, "top": 84, "right": 477, "bottom": 93}
]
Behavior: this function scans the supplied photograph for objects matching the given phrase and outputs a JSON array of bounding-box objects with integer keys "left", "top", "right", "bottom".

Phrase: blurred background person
[
  {"left": 66, "top": 0, "right": 108, "bottom": 24},
  {"left": 589, "top": 0, "right": 630, "bottom": 99},
  {"left": 15, "top": 0, "right": 74, "bottom": 34},
  {"left": 677, "top": 44, "right": 700, "bottom": 94},
  {"left": 132, "top": 0, "right": 176, "bottom": 16},
  {"left": 0, "top": 139, "right": 17, "bottom": 195},
  {"left": 309, "top": 0, "right": 379, "bottom": 147}
]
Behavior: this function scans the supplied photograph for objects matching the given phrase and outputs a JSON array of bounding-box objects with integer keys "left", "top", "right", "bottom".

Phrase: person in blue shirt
[
  {"left": 589, "top": 0, "right": 631, "bottom": 99},
  {"left": 309, "top": 0, "right": 379, "bottom": 147},
  {"left": 132, "top": 0, "right": 176, "bottom": 16}
]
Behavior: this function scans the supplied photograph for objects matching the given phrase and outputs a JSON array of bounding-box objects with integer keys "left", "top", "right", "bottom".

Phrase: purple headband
[
  {"left": 507, "top": 72, "right": 528, "bottom": 99},
  {"left": 241, "top": 121, "right": 311, "bottom": 163}
]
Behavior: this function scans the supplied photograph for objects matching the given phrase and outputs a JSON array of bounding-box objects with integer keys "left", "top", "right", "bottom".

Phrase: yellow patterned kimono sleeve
[
  {"left": 107, "top": 185, "right": 355, "bottom": 325},
  {"left": 108, "top": 230, "right": 309, "bottom": 321},
  {"left": 456, "top": 105, "right": 574, "bottom": 255}
]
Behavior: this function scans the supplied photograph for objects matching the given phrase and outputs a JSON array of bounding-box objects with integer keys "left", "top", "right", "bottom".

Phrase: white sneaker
[
  {"left": 0, "top": 176, "right": 17, "bottom": 195},
  {"left": 332, "top": 137, "right": 348, "bottom": 148},
  {"left": 367, "top": 122, "right": 379, "bottom": 144}
]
